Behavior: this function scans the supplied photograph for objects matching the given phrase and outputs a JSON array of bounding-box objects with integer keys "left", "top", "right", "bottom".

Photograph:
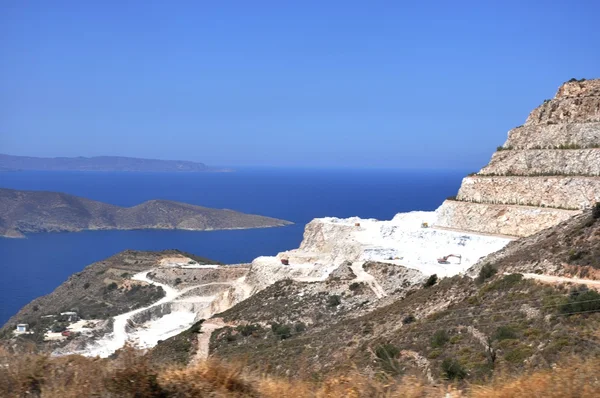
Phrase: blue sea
[{"left": 0, "top": 168, "right": 466, "bottom": 325}]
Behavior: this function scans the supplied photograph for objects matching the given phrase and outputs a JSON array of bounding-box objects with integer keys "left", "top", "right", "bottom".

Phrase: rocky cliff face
[{"left": 436, "top": 78, "right": 600, "bottom": 237}]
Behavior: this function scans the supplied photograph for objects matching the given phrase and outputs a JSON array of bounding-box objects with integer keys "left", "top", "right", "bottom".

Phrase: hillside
[
  {"left": 0, "top": 187, "right": 292, "bottom": 238},
  {"left": 206, "top": 207, "right": 600, "bottom": 382},
  {"left": 0, "top": 153, "right": 226, "bottom": 172},
  {"left": 0, "top": 250, "right": 220, "bottom": 339},
  {"left": 436, "top": 78, "right": 600, "bottom": 237}
]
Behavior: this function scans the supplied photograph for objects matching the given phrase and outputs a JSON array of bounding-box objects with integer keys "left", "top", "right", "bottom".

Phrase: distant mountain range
[
  {"left": 0, "top": 188, "right": 292, "bottom": 238},
  {"left": 0, "top": 154, "right": 228, "bottom": 172}
]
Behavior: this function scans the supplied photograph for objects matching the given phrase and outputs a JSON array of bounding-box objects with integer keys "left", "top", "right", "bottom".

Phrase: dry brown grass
[
  {"left": 1, "top": 346, "right": 598, "bottom": 397},
  {"left": 470, "top": 358, "right": 600, "bottom": 398}
]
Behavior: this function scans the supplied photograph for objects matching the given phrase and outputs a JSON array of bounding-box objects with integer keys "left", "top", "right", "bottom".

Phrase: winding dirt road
[
  {"left": 351, "top": 261, "right": 387, "bottom": 298},
  {"left": 520, "top": 273, "right": 600, "bottom": 290}
]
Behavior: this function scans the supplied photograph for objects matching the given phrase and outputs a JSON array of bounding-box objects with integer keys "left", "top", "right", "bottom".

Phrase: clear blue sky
[{"left": 1, "top": 1, "right": 598, "bottom": 169}]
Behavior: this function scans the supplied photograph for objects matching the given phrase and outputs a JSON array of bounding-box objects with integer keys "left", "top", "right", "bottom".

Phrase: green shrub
[
  {"left": 375, "top": 344, "right": 401, "bottom": 375},
  {"left": 327, "top": 295, "right": 341, "bottom": 307},
  {"left": 431, "top": 330, "right": 449, "bottom": 348},
  {"left": 504, "top": 346, "right": 534, "bottom": 364},
  {"left": 487, "top": 273, "right": 523, "bottom": 291},
  {"left": 441, "top": 358, "right": 467, "bottom": 380},
  {"left": 593, "top": 202, "right": 600, "bottom": 219},
  {"left": 424, "top": 274, "right": 438, "bottom": 288},
  {"left": 476, "top": 263, "right": 497, "bottom": 284},
  {"left": 271, "top": 323, "right": 292, "bottom": 339},
  {"left": 189, "top": 320, "right": 204, "bottom": 334},
  {"left": 104, "top": 282, "right": 118, "bottom": 293},
  {"left": 449, "top": 335, "right": 462, "bottom": 344},
  {"left": 402, "top": 314, "right": 416, "bottom": 325},
  {"left": 493, "top": 326, "right": 517, "bottom": 341},
  {"left": 428, "top": 348, "right": 442, "bottom": 359},
  {"left": 236, "top": 324, "right": 260, "bottom": 337},
  {"left": 560, "top": 288, "right": 600, "bottom": 315}
]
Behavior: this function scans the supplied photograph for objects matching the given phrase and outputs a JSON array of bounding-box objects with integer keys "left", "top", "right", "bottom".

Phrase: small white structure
[
  {"left": 15, "top": 324, "right": 29, "bottom": 333},
  {"left": 60, "top": 312, "right": 79, "bottom": 322}
]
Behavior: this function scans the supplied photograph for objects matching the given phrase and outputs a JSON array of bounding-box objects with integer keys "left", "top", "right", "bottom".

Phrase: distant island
[
  {"left": 0, "top": 188, "right": 292, "bottom": 238},
  {"left": 0, "top": 154, "right": 229, "bottom": 172}
]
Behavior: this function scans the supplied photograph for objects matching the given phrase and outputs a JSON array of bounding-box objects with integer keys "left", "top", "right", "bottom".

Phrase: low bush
[
  {"left": 560, "top": 288, "right": 600, "bottom": 315},
  {"left": 476, "top": 263, "right": 497, "bottom": 284},
  {"left": 593, "top": 202, "right": 600, "bottom": 219},
  {"left": 424, "top": 274, "right": 438, "bottom": 288},
  {"left": 493, "top": 326, "right": 517, "bottom": 341},
  {"left": 431, "top": 330, "right": 449, "bottom": 348},
  {"left": 271, "top": 323, "right": 292, "bottom": 340},
  {"left": 375, "top": 344, "right": 401, "bottom": 375},
  {"left": 441, "top": 358, "right": 467, "bottom": 380},
  {"left": 402, "top": 314, "right": 416, "bottom": 324},
  {"left": 327, "top": 295, "right": 341, "bottom": 307},
  {"left": 236, "top": 324, "right": 260, "bottom": 337},
  {"left": 189, "top": 320, "right": 204, "bottom": 334}
]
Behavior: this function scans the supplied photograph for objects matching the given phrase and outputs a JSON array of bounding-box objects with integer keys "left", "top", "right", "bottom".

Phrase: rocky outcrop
[
  {"left": 480, "top": 149, "right": 600, "bottom": 176},
  {"left": 456, "top": 176, "right": 600, "bottom": 210},
  {"left": 435, "top": 201, "right": 578, "bottom": 237},
  {"left": 501, "top": 123, "right": 600, "bottom": 149},
  {"left": 436, "top": 78, "right": 600, "bottom": 237}
]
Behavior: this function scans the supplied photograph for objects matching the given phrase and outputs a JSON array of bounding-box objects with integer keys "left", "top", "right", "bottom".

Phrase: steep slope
[
  {"left": 208, "top": 208, "right": 600, "bottom": 382},
  {"left": 436, "top": 78, "right": 600, "bottom": 237},
  {"left": 0, "top": 250, "right": 216, "bottom": 337},
  {"left": 0, "top": 188, "right": 292, "bottom": 238}
]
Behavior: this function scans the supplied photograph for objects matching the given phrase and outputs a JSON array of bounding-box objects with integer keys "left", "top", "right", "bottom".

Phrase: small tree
[
  {"left": 424, "top": 274, "right": 438, "bottom": 288},
  {"left": 476, "top": 263, "right": 497, "bottom": 284},
  {"left": 593, "top": 202, "right": 600, "bottom": 219}
]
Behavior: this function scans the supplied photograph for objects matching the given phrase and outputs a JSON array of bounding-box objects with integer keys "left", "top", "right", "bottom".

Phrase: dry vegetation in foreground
[{"left": 1, "top": 347, "right": 599, "bottom": 397}]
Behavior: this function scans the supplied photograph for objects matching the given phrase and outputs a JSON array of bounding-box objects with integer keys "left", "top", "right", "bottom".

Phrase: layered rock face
[{"left": 436, "top": 79, "right": 600, "bottom": 236}]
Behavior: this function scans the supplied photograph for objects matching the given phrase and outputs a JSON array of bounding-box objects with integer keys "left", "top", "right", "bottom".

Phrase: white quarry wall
[
  {"left": 245, "top": 211, "right": 512, "bottom": 291},
  {"left": 480, "top": 149, "right": 600, "bottom": 176},
  {"left": 456, "top": 176, "right": 600, "bottom": 210},
  {"left": 504, "top": 123, "right": 600, "bottom": 149},
  {"left": 435, "top": 200, "right": 580, "bottom": 237}
]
